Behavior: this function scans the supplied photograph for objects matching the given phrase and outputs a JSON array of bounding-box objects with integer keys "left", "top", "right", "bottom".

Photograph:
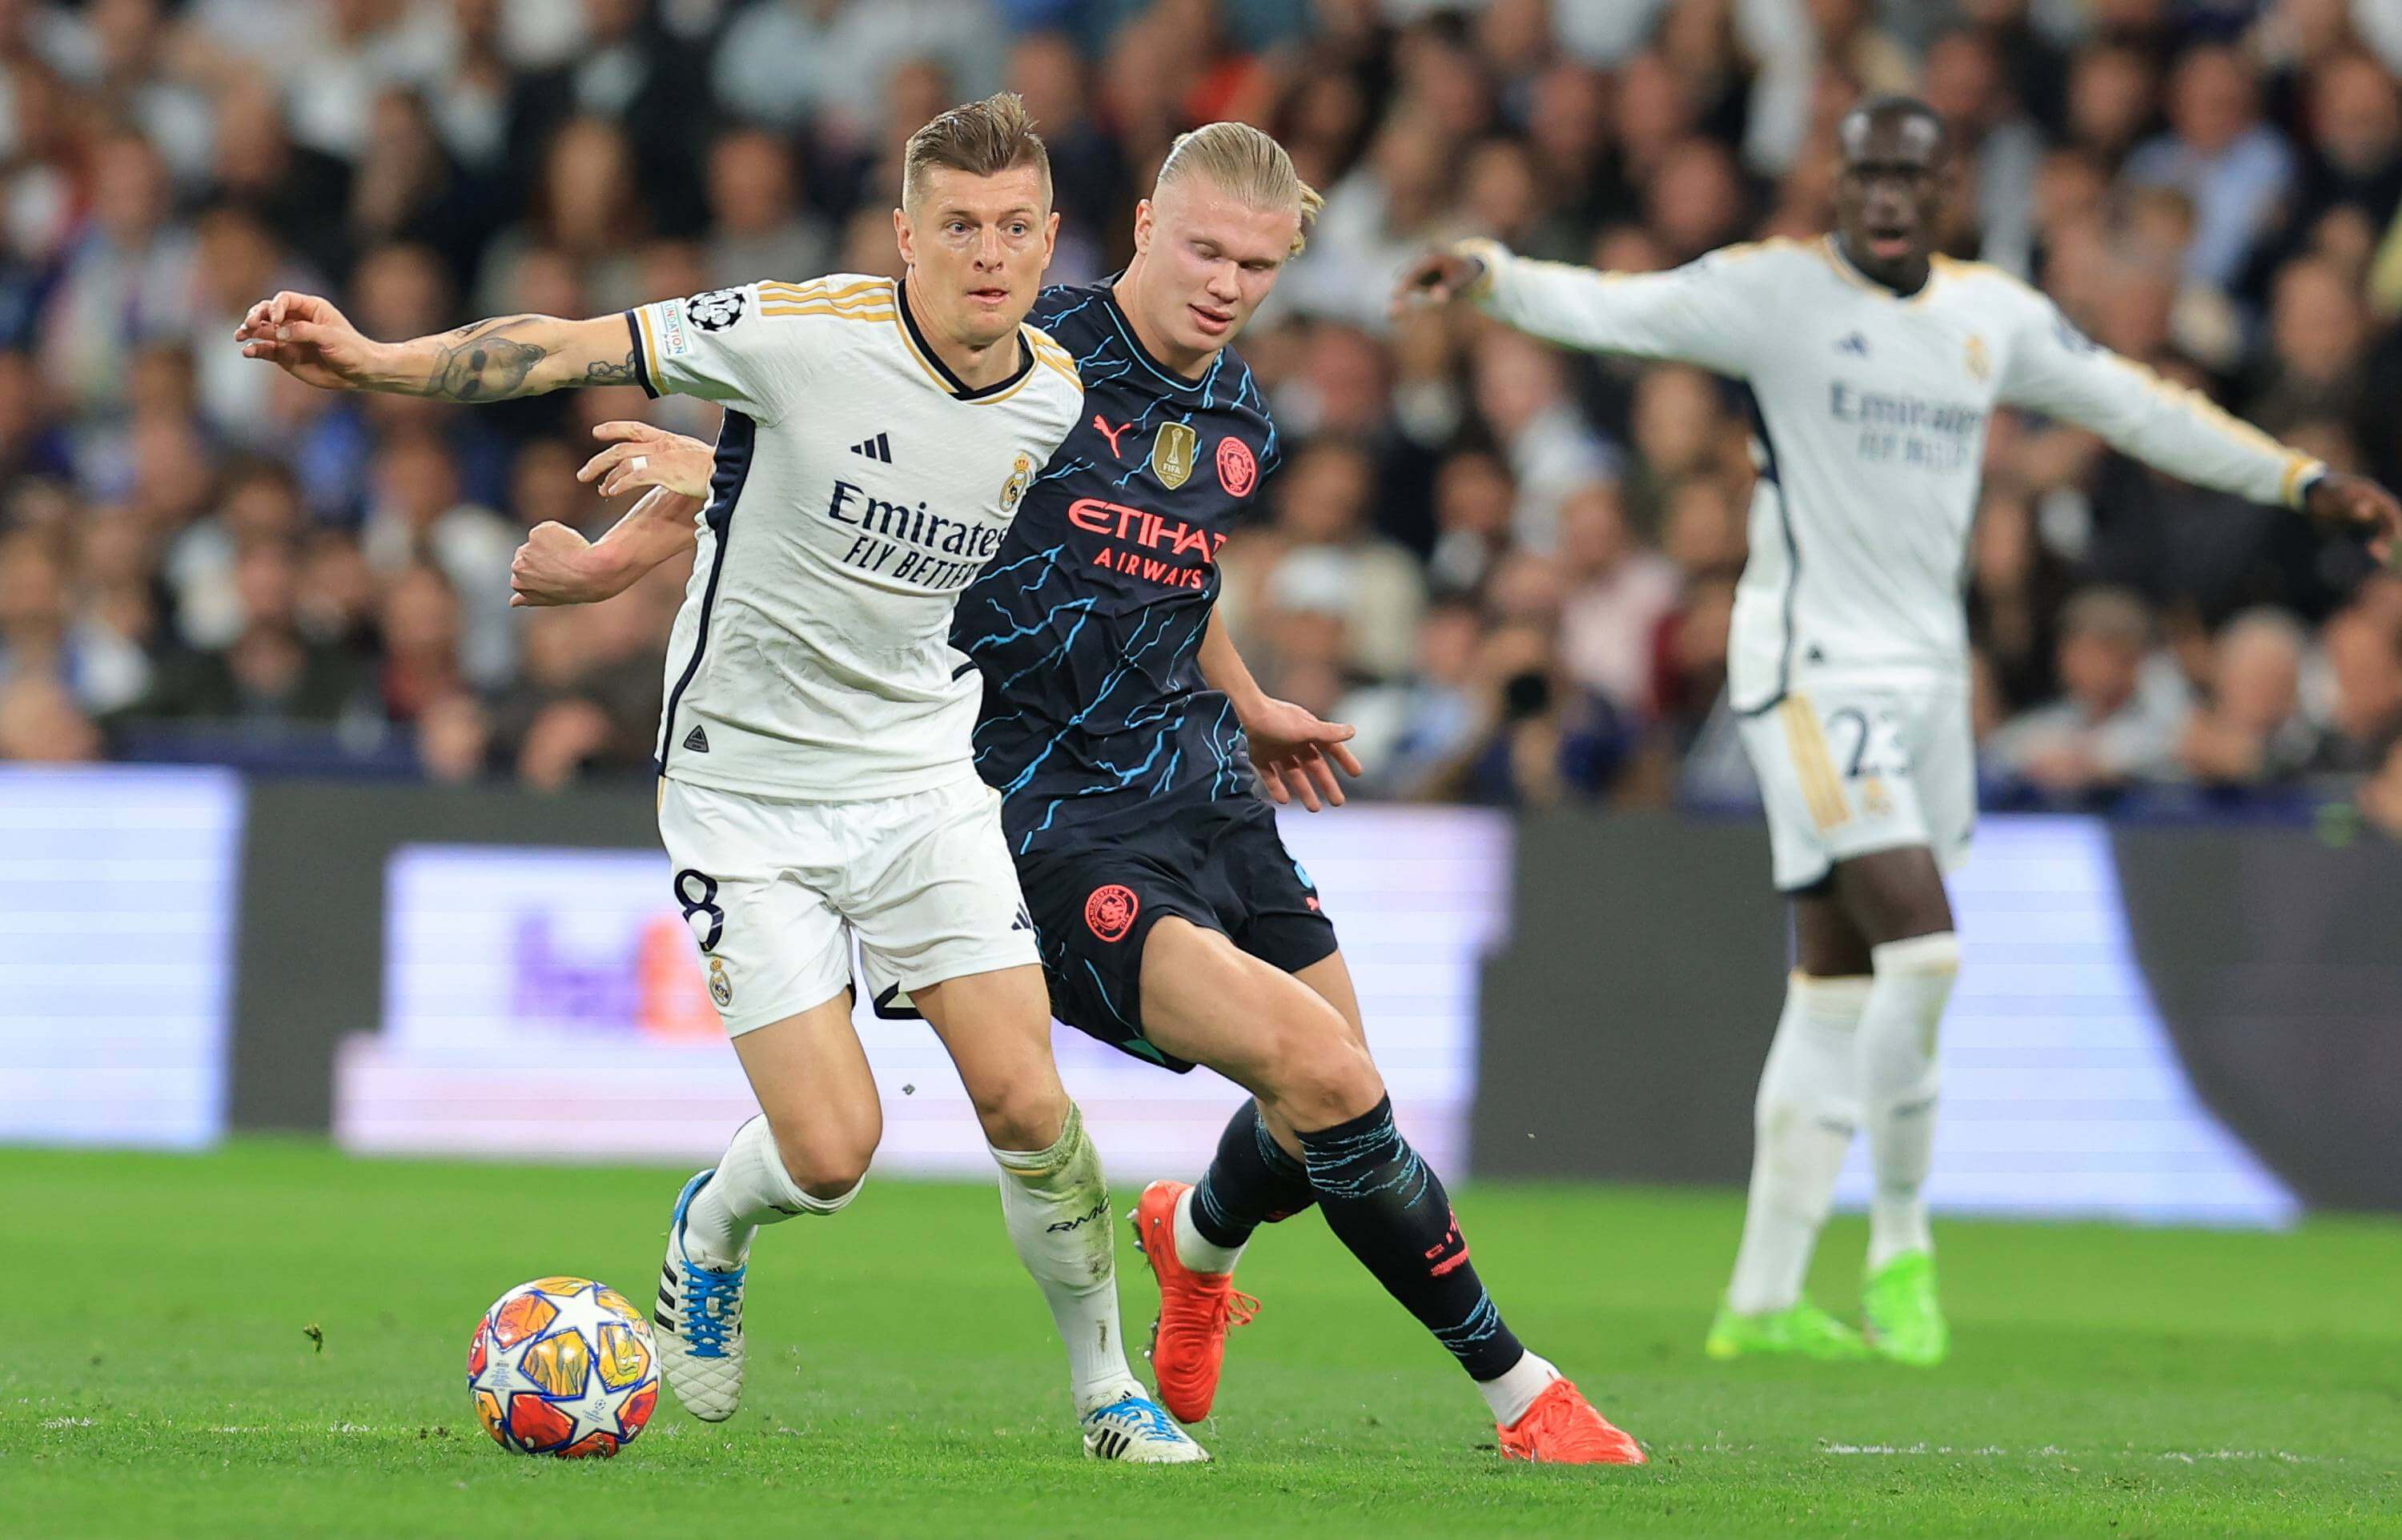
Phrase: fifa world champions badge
[{"left": 1151, "top": 422, "right": 1198, "bottom": 490}]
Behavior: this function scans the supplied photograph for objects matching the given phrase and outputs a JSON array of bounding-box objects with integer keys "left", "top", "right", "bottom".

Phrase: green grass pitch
[{"left": 3, "top": 1143, "right": 2396, "bottom": 1538}]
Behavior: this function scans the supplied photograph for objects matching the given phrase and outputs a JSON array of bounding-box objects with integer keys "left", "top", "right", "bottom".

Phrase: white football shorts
[
  {"left": 655, "top": 773, "right": 1038, "bottom": 1036},
  {"left": 1736, "top": 676, "right": 1976, "bottom": 893}
]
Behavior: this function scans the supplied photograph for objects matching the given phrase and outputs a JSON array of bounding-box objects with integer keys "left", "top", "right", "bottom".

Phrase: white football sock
[
  {"left": 991, "top": 1103, "right": 1145, "bottom": 1416},
  {"left": 1477, "top": 1350, "right": 1561, "bottom": 1427},
  {"left": 683, "top": 1114, "right": 857, "bottom": 1270},
  {"left": 1859, "top": 932, "right": 1958, "bottom": 1272},
  {"left": 1172, "top": 1184, "right": 1244, "bottom": 1275},
  {"left": 1725, "top": 972, "right": 1871, "bottom": 1315}
]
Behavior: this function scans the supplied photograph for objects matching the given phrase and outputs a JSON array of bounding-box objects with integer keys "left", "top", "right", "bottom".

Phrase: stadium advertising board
[
  {"left": 1831, "top": 816, "right": 2296, "bottom": 1225},
  {"left": 0, "top": 766, "right": 245, "bottom": 1148},
  {"left": 336, "top": 807, "right": 1507, "bottom": 1176}
]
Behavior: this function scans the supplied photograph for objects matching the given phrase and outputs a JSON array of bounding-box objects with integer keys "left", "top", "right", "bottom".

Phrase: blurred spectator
[
  {"left": 139, "top": 537, "right": 365, "bottom": 727},
  {"left": 361, "top": 429, "right": 518, "bottom": 689},
  {"left": 1987, "top": 588, "right": 2187, "bottom": 803},
  {"left": 705, "top": 127, "right": 833, "bottom": 291},
  {"left": 0, "top": 674, "right": 101, "bottom": 762},
  {"left": 1259, "top": 439, "right": 1424, "bottom": 681},
  {"left": 2176, "top": 608, "right": 2317, "bottom": 787},
  {"left": 2123, "top": 45, "right": 2296, "bottom": 289},
  {"left": 2312, "top": 600, "right": 2402, "bottom": 775},
  {"left": 1425, "top": 449, "right": 1515, "bottom": 594},
  {"left": 1337, "top": 595, "right": 1485, "bottom": 798},
  {"left": 1555, "top": 480, "right": 1678, "bottom": 720},
  {"left": 1470, "top": 329, "right": 1617, "bottom": 550},
  {"left": 1427, "top": 619, "right": 1628, "bottom": 809},
  {"left": 41, "top": 132, "right": 195, "bottom": 415}
]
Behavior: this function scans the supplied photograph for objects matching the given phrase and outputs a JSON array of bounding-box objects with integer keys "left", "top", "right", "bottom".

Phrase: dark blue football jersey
[{"left": 954, "top": 278, "right": 1281, "bottom": 853}]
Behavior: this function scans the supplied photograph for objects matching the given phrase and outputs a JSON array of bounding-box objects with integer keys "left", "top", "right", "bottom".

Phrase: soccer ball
[{"left": 468, "top": 1277, "right": 660, "bottom": 1458}]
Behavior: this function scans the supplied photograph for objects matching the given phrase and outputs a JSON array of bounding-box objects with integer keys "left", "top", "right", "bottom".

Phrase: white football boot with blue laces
[
  {"left": 655, "top": 1169, "right": 746, "bottom": 1422},
  {"left": 1081, "top": 1390, "right": 1210, "bottom": 1462}
]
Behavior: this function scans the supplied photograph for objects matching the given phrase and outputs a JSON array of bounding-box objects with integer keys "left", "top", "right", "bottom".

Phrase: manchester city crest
[
  {"left": 1151, "top": 422, "right": 1198, "bottom": 490},
  {"left": 1000, "top": 451, "right": 1034, "bottom": 512}
]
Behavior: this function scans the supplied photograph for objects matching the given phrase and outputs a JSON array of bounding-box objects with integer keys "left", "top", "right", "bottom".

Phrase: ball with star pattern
[{"left": 468, "top": 1277, "right": 660, "bottom": 1458}]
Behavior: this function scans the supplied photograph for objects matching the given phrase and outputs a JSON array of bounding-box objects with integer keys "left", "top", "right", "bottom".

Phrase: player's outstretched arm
[
  {"left": 1999, "top": 296, "right": 2402, "bottom": 557},
  {"left": 235, "top": 291, "right": 637, "bottom": 401},
  {"left": 1392, "top": 239, "right": 1755, "bottom": 376},
  {"left": 509, "top": 423, "right": 713, "bottom": 608},
  {"left": 1199, "top": 611, "right": 1364, "bottom": 812}
]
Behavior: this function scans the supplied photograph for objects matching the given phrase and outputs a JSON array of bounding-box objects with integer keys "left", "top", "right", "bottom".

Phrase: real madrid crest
[
  {"left": 1964, "top": 333, "right": 1990, "bottom": 382},
  {"left": 1151, "top": 422, "right": 1198, "bottom": 490},
  {"left": 1000, "top": 451, "right": 1034, "bottom": 513},
  {"left": 708, "top": 956, "right": 733, "bottom": 1009}
]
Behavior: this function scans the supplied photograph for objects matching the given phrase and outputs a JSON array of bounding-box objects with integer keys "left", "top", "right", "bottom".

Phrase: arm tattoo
[
  {"left": 412, "top": 316, "right": 555, "bottom": 401},
  {"left": 583, "top": 351, "right": 638, "bottom": 386}
]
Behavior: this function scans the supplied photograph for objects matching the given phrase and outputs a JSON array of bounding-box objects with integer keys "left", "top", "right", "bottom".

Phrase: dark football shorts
[{"left": 1011, "top": 794, "right": 1339, "bottom": 1072}]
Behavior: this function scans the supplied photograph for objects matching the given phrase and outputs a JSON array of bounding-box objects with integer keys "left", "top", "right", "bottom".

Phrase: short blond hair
[
  {"left": 1155, "top": 122, "right": 1322, "bottom": 255},
  {"left": 902, "top": 92, "right": 1051, "bottom": 209}
]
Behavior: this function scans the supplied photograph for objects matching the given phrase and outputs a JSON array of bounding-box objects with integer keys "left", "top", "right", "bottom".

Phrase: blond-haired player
[
  {"left": 576, "top": 120, "right": 1648, "bottom": 1465},
  {"left": 239, "top": 94, "right": 1205, "bottom": 1462}
]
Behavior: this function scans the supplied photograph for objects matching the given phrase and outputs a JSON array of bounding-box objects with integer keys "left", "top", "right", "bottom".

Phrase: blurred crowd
[{"left": 3, "top": 0, "right": 2402, "bottom": 832}]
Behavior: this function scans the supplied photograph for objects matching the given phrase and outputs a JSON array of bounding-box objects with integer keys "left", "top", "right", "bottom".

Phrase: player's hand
[
  {"left": 2304, "top": 471, "right": 2402, "bottom": 563},
  {"left": 510, "top": 521, "right": 602, "bottom": 608},
  {"left": 579, "top": 421, "right": 713, "bottom": 499},
  {"left": 1242, "top": 696, "right": 1365, "bottom": 812},
  {"left": 1391, "top": 248, "right": 1486, "bottom": 318},
  {"left": 233, "top": 291, "right": 381, "bottom": 390}
]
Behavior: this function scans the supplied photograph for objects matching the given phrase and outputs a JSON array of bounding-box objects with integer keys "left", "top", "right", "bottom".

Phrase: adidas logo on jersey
[
  {"left": 850, "top": 431, "right": 894, "bottom": 463},
  {"left": 682, "top": 724, "right": 711, "bottom": 753},
  {"left": 1836, "top": 332, "right": 1870, "bottom": 356}
]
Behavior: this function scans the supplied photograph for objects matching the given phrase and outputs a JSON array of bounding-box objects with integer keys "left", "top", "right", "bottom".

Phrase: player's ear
[
  {"left": 892, "top": 206, "right": 915, "bottom": 268},
  {"left": 1040, "top": 209, "right": 1059, "bottom": 269},
  {"left": 1131, "top": 198, "right": 1153, "bottom": 255}
]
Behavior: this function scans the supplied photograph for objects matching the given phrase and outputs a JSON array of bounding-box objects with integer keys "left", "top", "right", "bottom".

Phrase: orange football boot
[
  {"left": 1496, "top": 1379, "right": 1647, "bottom": 1465},
  {"left": 1129, "top": 1179, "right": 1259, "bottom": 1423}
]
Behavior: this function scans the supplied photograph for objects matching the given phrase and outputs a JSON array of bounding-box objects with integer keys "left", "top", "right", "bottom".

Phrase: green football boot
[
  {"left": 1704, "top": 1297, "right": 1870, "bottom": 1361},
  {"left": 1861, "top": 1250, "right": 1949, "bottom": 1366}
]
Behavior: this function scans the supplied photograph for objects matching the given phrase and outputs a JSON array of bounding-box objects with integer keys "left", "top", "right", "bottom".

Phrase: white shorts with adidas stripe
[
  {"left": 1735, "top": 674, "right": 1976, "bottom": 893},
  {"left": 656, "top": 773, "right": 1038, "bottom": 1037}
]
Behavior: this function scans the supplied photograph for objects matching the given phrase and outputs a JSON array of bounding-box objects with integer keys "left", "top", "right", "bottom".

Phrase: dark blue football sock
[
  {"left": 1190, "top": 1098, "right": 1318, "bottom": 1249},
  {"left": 1296, "top": 1095, "right": 1525, "bottom": 1382}
]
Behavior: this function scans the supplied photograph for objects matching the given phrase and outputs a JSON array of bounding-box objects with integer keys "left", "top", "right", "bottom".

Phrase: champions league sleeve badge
[{"left": 685, "top": 288, "right": 747, "bottom": 332}]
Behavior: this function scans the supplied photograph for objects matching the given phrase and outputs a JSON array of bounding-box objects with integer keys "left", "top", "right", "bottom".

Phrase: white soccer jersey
[
  {"left": 1463, "top": 236, "right": 2324, "bottom": 713},
  {"left": 625, "top": 275, "right": 1082, "bottom": 800}
]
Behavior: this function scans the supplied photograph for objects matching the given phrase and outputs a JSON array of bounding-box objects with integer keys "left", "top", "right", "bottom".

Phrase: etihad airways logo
[{"left": 1068, "top": 495, "right": 1227, "bottom": 591}]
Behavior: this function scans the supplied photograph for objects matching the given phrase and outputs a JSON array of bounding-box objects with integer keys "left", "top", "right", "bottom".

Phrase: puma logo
[{"left": 1092, "top": 414, "right": 1131, "bottom": 458}]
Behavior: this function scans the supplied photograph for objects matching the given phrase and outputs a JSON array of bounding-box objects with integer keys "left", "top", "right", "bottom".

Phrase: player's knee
[
  {"left": 964, "top": 1065, "right": 1070, "bottom": 1154},
  {"left": 1261, "top": 1014, "right": 1383, "bottom": 1129},
  {"left": 771, "top": 1117, "right": 879, "bottom": 1201}
]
